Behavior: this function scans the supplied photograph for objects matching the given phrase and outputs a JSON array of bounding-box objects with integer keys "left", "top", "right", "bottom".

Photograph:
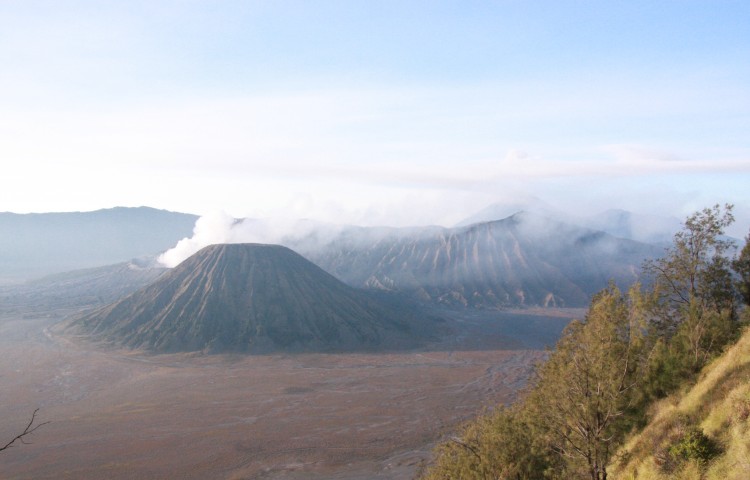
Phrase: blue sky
[{"left": 1, "top": 1, "right": 749, "bottom": 234}]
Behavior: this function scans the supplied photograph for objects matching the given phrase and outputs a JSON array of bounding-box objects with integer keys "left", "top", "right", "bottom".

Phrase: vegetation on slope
[
  {"left": 610, "top": 313, "right": 750, "bottom": 479},
  {"left": 420, "top": 205, "right": 750, "bottom": 480}
]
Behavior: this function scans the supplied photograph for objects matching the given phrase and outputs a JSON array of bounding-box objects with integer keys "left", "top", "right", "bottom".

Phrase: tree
[
  {"left": 674, "top": 302, "right": 736, "bottom": 371},
  {"left": 525, "top": 285, "right": 648, "bottom": 480},
  {"left": 1, "top": 409, "right": 48, "bottom": 453},
  {"left": 422, "top": 286, "right": 652, "bottom": 480},
  {"left": 421, "top": 406, "right": 551, "bottom": 480},
  {"left": 642, "top": 204, "right": 740, "bottom": 376},
  {"left": 644, "top": 204, "right": 736, "bottom": 318},
  {"left": 733, "top": 230, "right": 750, "bottom": 306}
]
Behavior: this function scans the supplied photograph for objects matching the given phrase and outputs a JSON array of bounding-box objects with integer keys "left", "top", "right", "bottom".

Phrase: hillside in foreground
[{"left": 611, "top": 325, "right": 750, "bottom": 479}]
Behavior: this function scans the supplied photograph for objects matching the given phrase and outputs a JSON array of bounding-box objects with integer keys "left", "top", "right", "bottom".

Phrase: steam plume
[
  {"left": 157, "top": 211, "right": 236, "bottom": 267},
  {"left": 157, "top": 211, "right": 347, "bottom": 268}
]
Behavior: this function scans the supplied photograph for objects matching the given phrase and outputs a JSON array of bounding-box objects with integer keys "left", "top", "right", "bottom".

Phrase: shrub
[{"left": 669, "top": 428, "right": 721, "bottom": 466}]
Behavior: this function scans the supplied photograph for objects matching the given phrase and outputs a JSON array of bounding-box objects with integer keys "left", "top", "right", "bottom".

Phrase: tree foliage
[
  {"left": 525, "top": 285, "right": 648, "bottom": 480},
  {"left": 421, "top": 406, "right": 551, "bottom": 479},
  {"left": 423, "top": 286, "right": 650, "bottom": 480},
  {"left": 733, "top": 230, "right": 750, "bottom": 306},
  {"left": 644, "top": 203, "right": 736, "bottom": 316},
  {"left": 641, "top": 204, "right": 742, "bottom": 392}
]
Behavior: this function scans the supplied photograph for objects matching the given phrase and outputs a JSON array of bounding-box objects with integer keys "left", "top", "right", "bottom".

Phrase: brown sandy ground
[{"left": 0, "top": 308, "right": 577, "bottom": 479}]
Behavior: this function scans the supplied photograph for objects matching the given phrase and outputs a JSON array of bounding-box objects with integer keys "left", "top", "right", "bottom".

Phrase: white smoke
[
  {"left": 157, "top": 211, "right": 236, "bottom": 267},
  {"left": 156, "top": 211, "right": 350, "bottom": 268}
]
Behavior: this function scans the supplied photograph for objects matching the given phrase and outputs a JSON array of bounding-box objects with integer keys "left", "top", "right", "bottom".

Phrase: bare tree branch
[
  {"left": 0, "top": 409, "right": 49, "bottom": 453},
  {"left": 448, "top": 436, "right": 483, "bottom": 463}
]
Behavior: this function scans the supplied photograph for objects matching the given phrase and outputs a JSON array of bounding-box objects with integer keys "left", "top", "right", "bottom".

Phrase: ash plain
[{"left": 0, "top": 299, "right": 579, "bottom": 479}]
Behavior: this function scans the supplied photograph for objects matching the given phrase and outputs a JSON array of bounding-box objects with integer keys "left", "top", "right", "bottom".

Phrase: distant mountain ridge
[
  {"left": 3, "top": 204, "right": 667, "bottom": 310},
  {"left": 61, "top": 243, "right": 434, "bottom": 353},
  {"left": 0, "top": 207, "right": 197, "bottom": 283},
  {"left": 455, "top": 201, "right": 680, "bottom": 244},
  {"left": 293, "top": 212, "right": 661, "bottom": 308},
  {"left": 454, "top": 197, "right": 563, "bottom": 227}
]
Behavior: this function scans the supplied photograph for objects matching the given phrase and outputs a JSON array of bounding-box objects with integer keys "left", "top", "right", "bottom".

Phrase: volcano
[{"left": 62, "top": 243, "right": 431, "bottom": 353}]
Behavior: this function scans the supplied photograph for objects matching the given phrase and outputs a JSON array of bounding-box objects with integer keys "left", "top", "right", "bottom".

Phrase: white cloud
[{"left": 1, "top": 79, "right": 748, "bottom": 231}]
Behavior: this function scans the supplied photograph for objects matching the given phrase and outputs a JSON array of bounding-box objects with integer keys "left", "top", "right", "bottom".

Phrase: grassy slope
[{"left": 611, "top": 326, "right": 750, "bottom": 479}]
